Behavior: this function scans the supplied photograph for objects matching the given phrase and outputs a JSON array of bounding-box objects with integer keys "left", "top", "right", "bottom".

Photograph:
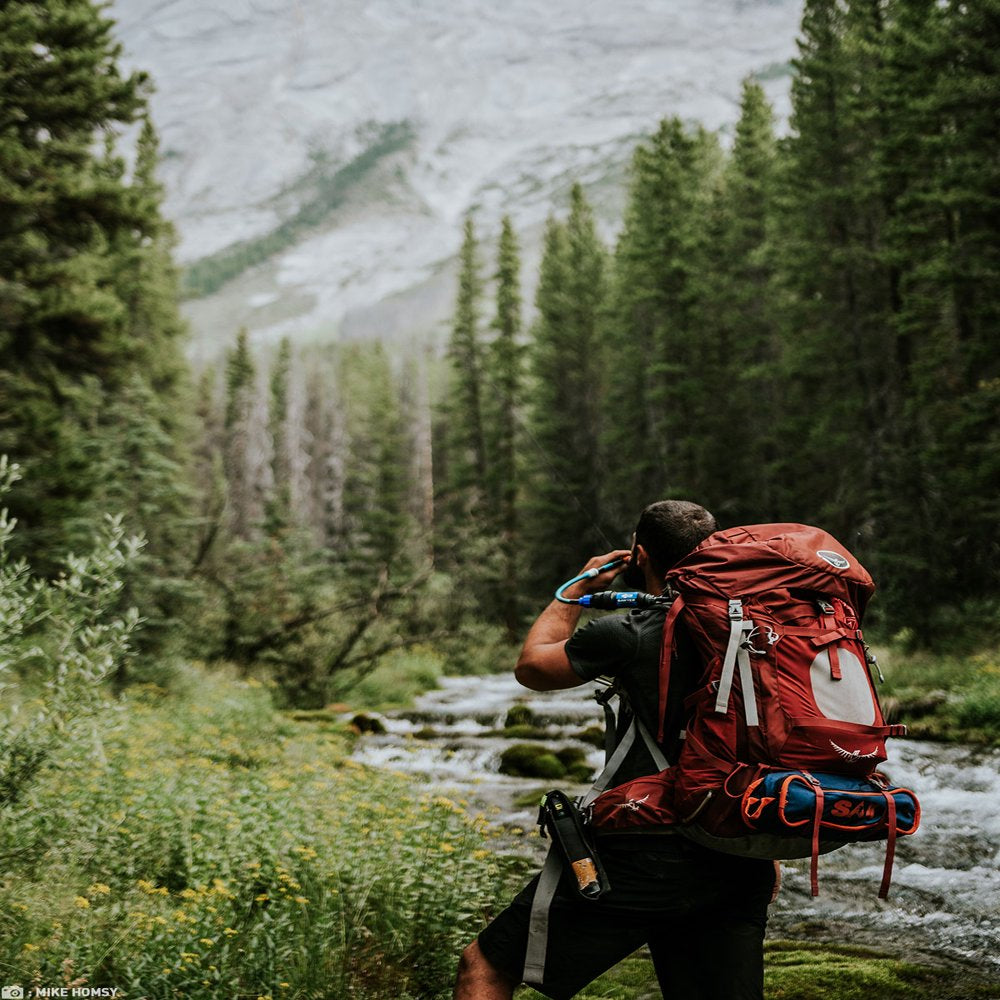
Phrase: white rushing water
[{"left": 351, "top": 672, "right": 1000, "bottom": 976}]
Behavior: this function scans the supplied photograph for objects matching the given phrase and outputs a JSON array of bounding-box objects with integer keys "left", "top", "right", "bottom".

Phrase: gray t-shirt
[{"left": 565, "top": 603, "right": 697, "bottom": 786}]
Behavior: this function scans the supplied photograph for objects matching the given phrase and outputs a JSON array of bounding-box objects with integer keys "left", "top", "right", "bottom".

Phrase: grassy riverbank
[
  {"left": 878, "top": 643, "right": 1000, "bottom": 746},
  {"left": 0, "top": 664, "right": 512, "bottom": 1000},
  {"left": 521, "top": 941, "right": 999, "bottom": 1000},
  {"left": 3, "top": 646, "right": 996, "bottom": 1000}
]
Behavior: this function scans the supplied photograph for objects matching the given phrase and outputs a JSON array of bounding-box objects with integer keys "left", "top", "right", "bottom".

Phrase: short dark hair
[{"left": 634, "top": 500, "right": 717, "bottom": 577}]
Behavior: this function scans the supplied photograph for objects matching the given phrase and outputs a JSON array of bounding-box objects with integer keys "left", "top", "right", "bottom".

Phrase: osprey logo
[
  {"left": 817, "top": 550, "right": 850, "bottom": 570},
  {"left": 613, "top": 793, "right": 651, "bottom": 813},
  {"left": 830, "top": 739, "right": 880, "bottom": 762}
]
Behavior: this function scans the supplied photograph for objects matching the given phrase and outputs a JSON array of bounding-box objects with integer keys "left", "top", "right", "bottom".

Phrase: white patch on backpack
[
  {"left": 817, "top": 549, "right": 850, "bottom": 570},
  {"left": 614, "top": 794, "right": 651, "bottom": 813},
  {"left": 829, "top": 739, "right": 879, "bottom": 762}
]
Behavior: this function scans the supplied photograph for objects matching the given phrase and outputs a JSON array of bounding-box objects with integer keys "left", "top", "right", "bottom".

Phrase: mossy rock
[
  {"left": 505, "top": 704, "right": 537, "bottom": 729},
  {"left": 350, "top": 713, "right": 386, "bottom": 735},
  {"left": 499, "top": 744, "right": 566, "bottom": 779},
  {"left": 555, "top": 746, "right": 586, "bottom": 767},
  {"left": 412, "top": 726, "right": 438, "bottom": 740},
  {"left": 577, "top": 725, "right": 606, "bottom": 748}
]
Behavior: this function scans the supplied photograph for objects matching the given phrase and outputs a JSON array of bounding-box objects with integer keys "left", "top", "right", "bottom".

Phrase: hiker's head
[{"left": 631, "top": 500, "right": 717, "bottom": 582}]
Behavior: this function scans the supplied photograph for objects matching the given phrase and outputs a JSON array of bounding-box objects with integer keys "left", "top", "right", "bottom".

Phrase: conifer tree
[
  {"left": 266, "top": 338, "right": 293, "bottom": 533},
  {"left": 773, "top": 0, "right": 896, "bottom": 539},
  {"left": 869, "top": 0, "right": 1000, "bottom": 620},
  {"left": 0, "top": 1, "right": 192, "bottom": 617},
  {"left": 697, "top": 80, "right": 781, "bottom": 523},
  {"left": 439, "top": 217, "right": 489, "bottom": 525},
  {"left": 485, "top": 216, "right": 524, "bottom": 636},
  {"left": 339, "top": 344, "right": 413, "bottom": 576},
  {"left": 223, "top": 329, "right": 268, "bottom": 539},
  {"left": 601, "top": 119, "right": 721, "bottom": 528},
  {"left": 524, "top": 187, "right": 609, "bottom": 589}
]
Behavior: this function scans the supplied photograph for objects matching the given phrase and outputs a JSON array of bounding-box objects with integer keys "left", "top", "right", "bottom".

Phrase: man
[{"left": 454, "top": 500, "right": 776, "bottom": 1000}]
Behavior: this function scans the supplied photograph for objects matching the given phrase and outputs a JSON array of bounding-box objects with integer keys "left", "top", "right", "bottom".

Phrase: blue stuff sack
[
  {"left": 742, "top": 769, "right": 920, "bottom": 838},
  {"left": 740, "top": 768, "right": 920, "bottom": 898}
]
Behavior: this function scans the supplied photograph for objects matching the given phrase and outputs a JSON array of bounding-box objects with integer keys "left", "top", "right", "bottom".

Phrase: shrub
[
  {"left": 0, "top": 668, "right": 509, "bottom": 999},
  {"left": 0, "top": 457, "right": 143, "bottom": 803}
]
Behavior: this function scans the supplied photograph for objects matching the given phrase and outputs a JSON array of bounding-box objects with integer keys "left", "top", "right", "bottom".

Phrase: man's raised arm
[{"left": 514, "top": 549, "right": 631, "bottom": 691}]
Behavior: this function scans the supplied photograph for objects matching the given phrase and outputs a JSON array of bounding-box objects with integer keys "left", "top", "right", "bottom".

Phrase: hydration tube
[{"left": 555, "top": 559, "right": 669, "bottom": 610}]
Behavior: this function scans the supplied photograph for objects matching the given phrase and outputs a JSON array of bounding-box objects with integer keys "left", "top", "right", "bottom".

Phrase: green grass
[
  {"left": 330, "top": 646, "right": 445, "bottom": 711},
  {"left": 0, "top": 665, "right": 511, "bottom": 999},
  {"left": 518, "top": 941, "right": 1000, "bottom": 1000},
  {"left": 877, "top": 643, "right": 1000, "bottom": 745}
]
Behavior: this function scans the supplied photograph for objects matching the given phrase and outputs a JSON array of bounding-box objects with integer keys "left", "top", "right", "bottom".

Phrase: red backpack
[{"left": 590, "top": 523, "right": 920, "bottom": 897}]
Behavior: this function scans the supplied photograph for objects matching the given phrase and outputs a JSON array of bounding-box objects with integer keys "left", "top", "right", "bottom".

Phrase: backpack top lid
[{"left": 667, "top": 522, "right": 875, "bottom": 615}]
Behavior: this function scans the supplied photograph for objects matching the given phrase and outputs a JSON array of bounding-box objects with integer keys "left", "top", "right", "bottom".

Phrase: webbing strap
[
  {"left": 879, "top": 791, "right": 898, "bottom": 900},
  {"left": 716, "top": 600, "right": 759, "bottom": 727},
  {"left": 736, "top": 643, "right": 759, "bottom": 727},
  {"left": 635, "top": 713, "right": 669, "bottom": 772},
  {"left": 522, "top": 847, "right": 562, "bottom": 985},
  {"left": 599, "top": 694, "right": 616, "bottom": 763},
  {"left": 657, "top": 596, "right": 684, "bottom": 742},
  {"left": 580, "top": 717, "right": 638, "bottom": 808},
  {"left": 715, "top": 602, "right": 746, "bottom": 716},
  {"left": 810, "top": 775, "right": 824, "bottom": 897}
]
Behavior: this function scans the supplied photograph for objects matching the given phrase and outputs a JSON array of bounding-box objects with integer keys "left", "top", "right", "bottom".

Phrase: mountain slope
[{"left": 109, "top": 0, "right": 803, "bottom": 353}]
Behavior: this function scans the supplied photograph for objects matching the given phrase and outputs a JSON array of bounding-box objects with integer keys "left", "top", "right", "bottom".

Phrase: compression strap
[{"left": 522, "top": 847, "right": 562, "bottom": 986}]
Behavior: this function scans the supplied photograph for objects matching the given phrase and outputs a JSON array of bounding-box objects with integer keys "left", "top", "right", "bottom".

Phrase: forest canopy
[{"left": 0, "top": 0, "right": 997, "bottom": 708}]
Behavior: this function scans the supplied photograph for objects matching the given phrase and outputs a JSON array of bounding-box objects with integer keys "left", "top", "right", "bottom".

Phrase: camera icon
[{"left": 2, "top": 986, "right": 25, "bottom": 999}]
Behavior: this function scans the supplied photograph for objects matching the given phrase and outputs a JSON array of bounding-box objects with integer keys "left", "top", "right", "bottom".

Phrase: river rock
[
  {"left": 505, "top": 704, "right": 537, "bottom": 729},
  {"left": 350, "top": 713, "right": 386, "bottom": 735},
  {"left": 499, "top": 743, "right": 566, "bottom": 779}
]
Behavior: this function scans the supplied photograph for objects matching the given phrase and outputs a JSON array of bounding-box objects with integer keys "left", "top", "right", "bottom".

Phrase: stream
[{"left": 351, "top": 673, "right": 1000, "bottom": 982}]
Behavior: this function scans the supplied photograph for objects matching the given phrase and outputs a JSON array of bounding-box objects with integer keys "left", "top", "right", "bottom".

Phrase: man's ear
[{"left": 634, "top": 543, "right": 649, "bottom": 567}]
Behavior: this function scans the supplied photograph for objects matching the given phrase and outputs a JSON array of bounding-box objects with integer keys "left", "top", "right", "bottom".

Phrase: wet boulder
[
  {"left": 499, "top": 743, "right": 566, "bottom": 779},
  {"left": 498, "top": 743, "right": 594, "bottom": 782},
  {"left": 350, "top": 713, "right": 386, "bottom": 735},
  {"left": 505, "top": 704, "right": 537, "bottom": 729},
  {"left": 576, "top": 725, "right": 606, "bottom": 748},
  {"left": 555, "top": 746, "right": 594, "bottom": 783}
]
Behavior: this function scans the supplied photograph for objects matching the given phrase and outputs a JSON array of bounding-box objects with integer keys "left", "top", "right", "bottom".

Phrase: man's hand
[
  {"left": 560, "top": 549, "right": 633, "bottom": 600},
  {"left": 514, "top": 548, "right": 631, "bottom": 691}
]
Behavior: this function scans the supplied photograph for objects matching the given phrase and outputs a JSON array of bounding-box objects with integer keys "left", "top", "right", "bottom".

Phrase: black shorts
[{"left": 477, "top": 834, "right": 775, "bottom": 1000}]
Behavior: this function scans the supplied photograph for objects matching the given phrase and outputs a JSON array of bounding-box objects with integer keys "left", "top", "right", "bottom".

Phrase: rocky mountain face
[{"left": 109, "top": 0, "right": 803, "bottom": 356}]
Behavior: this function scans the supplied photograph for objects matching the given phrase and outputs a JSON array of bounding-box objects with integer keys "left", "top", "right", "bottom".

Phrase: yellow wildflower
[
  {"left": 88, "top": 883, "right": 111, "bottom": 896},
  {"left": 439, "top": 843, "right": 455, "bottom": 854},
  {"left": 74, "top": 896, "right": 90, "bottom": 909},
  {"left": 223, "top": 927, "right": 238, "bottom": 936}
]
